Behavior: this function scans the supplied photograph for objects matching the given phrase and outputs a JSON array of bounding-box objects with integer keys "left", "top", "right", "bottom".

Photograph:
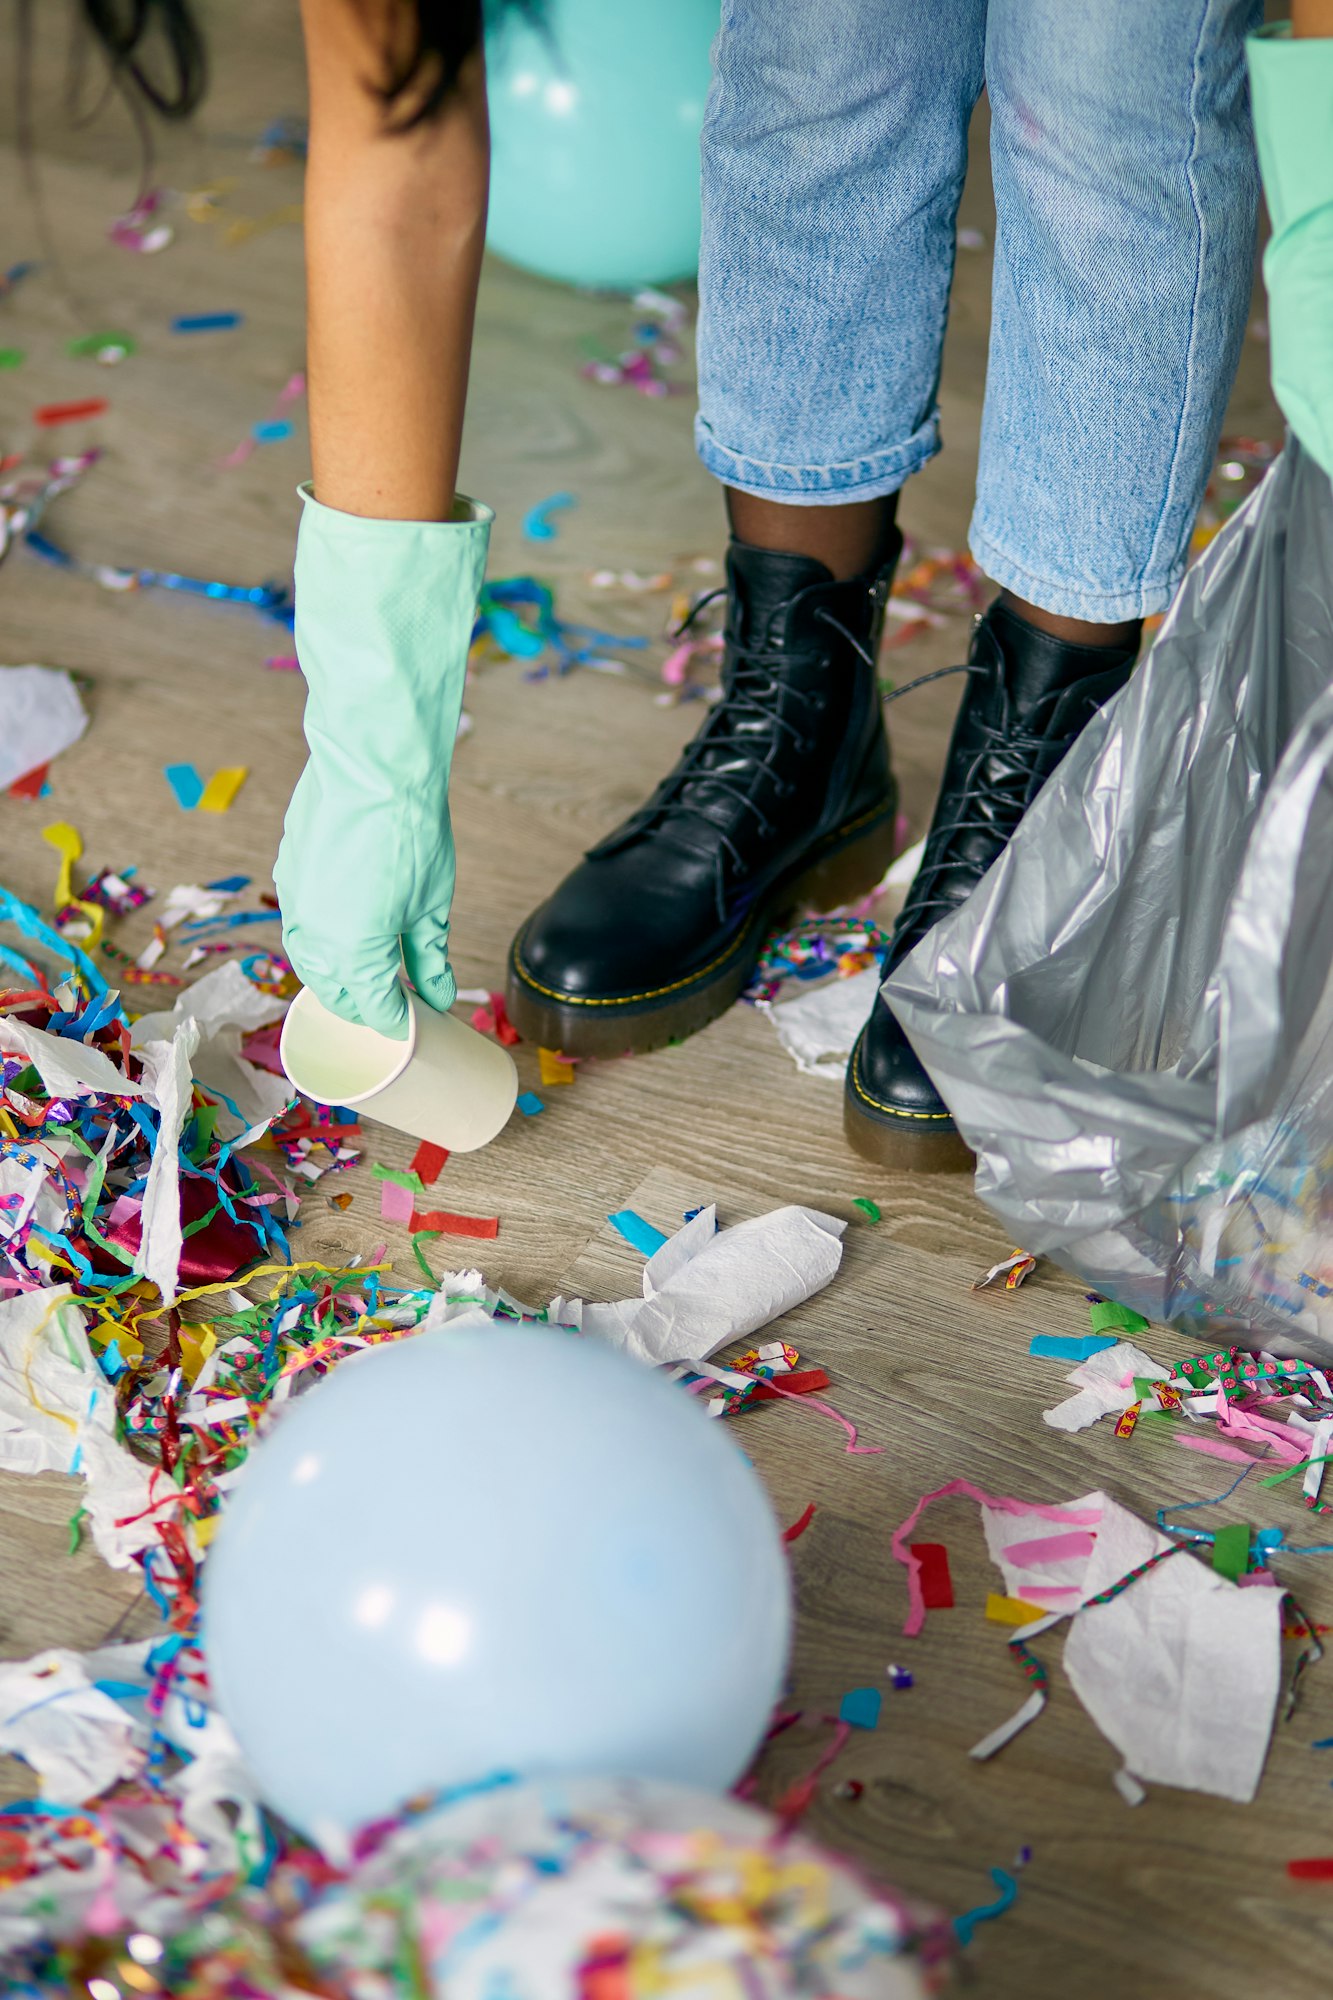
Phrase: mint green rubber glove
[
  {"left": 275, "top": 485, "right": 492, "bottom": 1038},
  {"left": 1248, "top": 26, "right": 1333, "bottom": 477}
]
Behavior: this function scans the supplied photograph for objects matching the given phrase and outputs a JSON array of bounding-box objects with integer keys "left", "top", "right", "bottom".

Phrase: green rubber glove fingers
[
  {"left": 275, "top": 485, "right": 493, "bottom": 1040},
  {"left": 1248, "top": 26, "right": 1333, "bottom": 478}
]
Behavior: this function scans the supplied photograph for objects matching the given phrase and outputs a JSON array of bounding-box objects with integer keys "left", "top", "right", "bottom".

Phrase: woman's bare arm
[{"left": 298, "top": 0, "right": 489, "bottom": 520}]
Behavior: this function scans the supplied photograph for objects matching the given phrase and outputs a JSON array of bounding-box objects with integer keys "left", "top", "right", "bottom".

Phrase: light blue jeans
[{"left": 695, "top": 0, "right": 1263, "bottom": 620}]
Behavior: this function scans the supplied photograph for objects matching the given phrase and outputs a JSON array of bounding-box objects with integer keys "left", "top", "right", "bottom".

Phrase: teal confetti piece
[
  {"left": 516, "top": 1092, "right": 544, "bottom": 1116},
  {"left": 1029, "top": 1333, "right": 1120, "bottom": 1361},
  {"left": 954, "top": 1868, "right": 1019, "bottom": 1947},
  {"left": 164, "top": 763, "right": 204, "bottom": 810},
  {"left": 838, "top": 1686, "right": 882, "bottom": 1730},
  {"left": 608, "top": 1209, "right": 668, "bottom": 1257},
  {"left": 522, "top": 491, "right": 575, "bottom": 541}
]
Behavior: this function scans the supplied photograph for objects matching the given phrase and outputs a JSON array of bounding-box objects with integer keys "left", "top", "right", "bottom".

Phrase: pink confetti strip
[
  {"left": 1173, "top": 1432, "right": 1266, "bottom": 1466},
  {"left": 219, "top": 370, "right": 305, "bottom": 469},
  {"left": 1005, "top": 1530, "right": 1098, "bottom": 1568},
  {"left": 740, "top": 1373, "right": 883, "bottom": 1455},
  {"left": 891, "top": 1480, "right": 1104, "bottom": 1638},
  {"left": 1216, "top": 1399, "right": 1307, "bottom": 1460}
]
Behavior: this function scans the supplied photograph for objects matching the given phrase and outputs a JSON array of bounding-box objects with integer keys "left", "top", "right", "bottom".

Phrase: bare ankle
[
  {"left": 725, "top": 490, "right": 899, "bottom": 582},
  {"left": 1000, "top": 590, "right": 1141, "bottom": 650}
]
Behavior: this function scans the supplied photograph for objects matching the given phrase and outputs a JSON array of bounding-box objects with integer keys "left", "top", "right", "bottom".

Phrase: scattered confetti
[
  {"left": 607, "top": 1208, "right": 669, "bottom": 1257},
  {"left": 522, "top": 490, "right": 575, "bottom": 540},
  {"left": 838, "top": 1686, "right": 882, "bottom": 1731},
  {"left": 910, "top": 1543, "right": 955, "bottom": 1611},
  {"left": 163, "top": 764, "right": 205, "bottom": 811},
  {"left": 171, "top": 311, "right": 244, "bottom": 333},
  {"left": 196, "top": 767, "right": 248, "bottom": 813},
  {"left": 409, "top": 1140, "right": 448, "bottom": 1184},
  {"left": 33, "top": 400, "right": 108, "bottom": 428},
  {"left": 973, "top": 1249, "right": 1038, "bottom": 1292},
  {"left": 408, "top": 1209, "right": 499, "bottom": 1240}
]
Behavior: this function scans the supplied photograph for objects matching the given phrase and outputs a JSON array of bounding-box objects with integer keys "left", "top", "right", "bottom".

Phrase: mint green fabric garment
[
  {"left": 276, "top": 485, "right": 492, "bottom": 1038},
  {"left": 1248, "top": 26, "right": 1333, "bottom": 477}
]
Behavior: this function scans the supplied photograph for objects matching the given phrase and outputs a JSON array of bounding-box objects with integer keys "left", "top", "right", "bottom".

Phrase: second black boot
[
  {"left": 507, "top": 534, "right": 902, "bottom": 1056},
  {"left": 845, "top": 600, "right": 1139, "bottom": 1171}
]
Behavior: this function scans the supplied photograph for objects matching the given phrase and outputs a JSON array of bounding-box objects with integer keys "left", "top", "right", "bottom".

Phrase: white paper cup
[{"left": 279, "top": 986, "right": 518, "bottom": 1153}]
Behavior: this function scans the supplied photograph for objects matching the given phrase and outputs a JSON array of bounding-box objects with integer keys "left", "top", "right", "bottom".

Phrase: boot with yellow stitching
[
  {"left": 507, "top": 534, "right": 901, "bottom": 1056},
  {"left": 845, "top": 600, "right": 1138, "bottom": 1172}
]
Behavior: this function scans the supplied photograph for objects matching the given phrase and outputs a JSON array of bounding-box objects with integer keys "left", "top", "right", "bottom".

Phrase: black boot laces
[
  {"left": 596, "top": 588, "right": 872, "bottom": 921},
  {"left": 880, "top": 661, "right": 1060, "bottom": 959}
]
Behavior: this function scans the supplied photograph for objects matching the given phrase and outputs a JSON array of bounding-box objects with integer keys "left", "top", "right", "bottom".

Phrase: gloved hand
[
  {"left": 275, "top": 484, "right": 492, "bottom": 1037},
  {"left": 1248, "top": 26, "right": 1333, "bottom": 477}
]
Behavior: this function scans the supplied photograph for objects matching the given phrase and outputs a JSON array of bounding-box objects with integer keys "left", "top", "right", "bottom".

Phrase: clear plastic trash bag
[{"left": 885, "top": 437, "right": 1333, "bottom": 1357}]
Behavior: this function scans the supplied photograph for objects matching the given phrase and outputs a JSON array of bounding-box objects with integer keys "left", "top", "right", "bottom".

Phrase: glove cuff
[
  {"left": 293, "top": 483, "right": 492, "bottom": 697},
  {"left": 296, "top": 482, "right": 494, "bottom": 542},
  {"left": 1247, "top": 25, "right": 1333, "bottom": 236}
]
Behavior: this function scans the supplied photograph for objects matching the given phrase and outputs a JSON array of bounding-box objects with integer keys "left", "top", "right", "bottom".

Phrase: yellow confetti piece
[
  {"left": 191, "top": 1515, "right": 219, "bottom": 1550},
  {"left": 41, "top": 821, "right": 103, "bottom": 947},
  {"left": 985, "top": 1592, "right": 1049, "bottom": 1626},
  {"left": 197, "top": 767, "right": 248, "bottom": 813},
  {"left": 222, "top": 202, "right": 303, "bottom": 248},
  {"left": 538, "top": 1047, "right": 575, "bottom": 1086},
  {"left": 178, "top": 1322, "right": 217, "bottom": 1384}
]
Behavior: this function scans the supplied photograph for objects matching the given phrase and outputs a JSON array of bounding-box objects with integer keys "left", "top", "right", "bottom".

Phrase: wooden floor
[{"left": 3, "top": 14, "right": 1329, "bottom": 1997}]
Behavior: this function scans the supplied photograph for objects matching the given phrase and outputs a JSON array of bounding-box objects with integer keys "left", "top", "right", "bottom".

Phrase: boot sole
[
  {"left": 843, "top": 1050, "right": 975, "bottom": 1175},
  {"left": 506, "top": 801, "right": 899, "bottom": 1059}
]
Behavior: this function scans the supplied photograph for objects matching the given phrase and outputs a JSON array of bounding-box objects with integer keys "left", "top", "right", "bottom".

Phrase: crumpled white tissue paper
[
  {"left": 0, "top": 664, "right": 88, "bottom": 788},
  {"left": 130, "top": 960, "right": 293, "bottom": 1139},
  {"left": 0, "top": 1288, "right": 158, "bottom": 1568},
  {"left": 983, "top": 1489, "right": 1282, "bottom": 1802},
  {"left": 573, "top": 1204, "right": 846, "bottom": 1365}
]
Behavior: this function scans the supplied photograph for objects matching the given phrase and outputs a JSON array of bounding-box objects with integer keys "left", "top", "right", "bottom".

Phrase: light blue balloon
[
  {"left": 202, "top": 1325, "right": 791, "bottom": 1839},
  {"left": 485, "top": 0, "right": 718, "bottom": 290}
]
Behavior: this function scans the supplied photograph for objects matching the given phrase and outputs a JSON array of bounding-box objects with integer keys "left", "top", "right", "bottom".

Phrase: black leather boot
[
  {"left": 507, "top": 535, "right": 902, "bottom": 1055},
  {"left": 844, "top": 600, "right": 1139, "bottom": 1170}
]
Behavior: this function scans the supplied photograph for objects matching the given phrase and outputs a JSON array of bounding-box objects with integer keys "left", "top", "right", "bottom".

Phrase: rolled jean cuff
[
  {"left": 693, "top": 406, "right": 941, "bottom": 504},
  {"left": 968, "top": 516, "right": 1187, "bottom": 623}
]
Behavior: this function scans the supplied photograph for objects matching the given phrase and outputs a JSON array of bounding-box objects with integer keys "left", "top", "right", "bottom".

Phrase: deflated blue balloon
[{"left": 202, "top": 1324, "right": 791, "bottom": 1839}]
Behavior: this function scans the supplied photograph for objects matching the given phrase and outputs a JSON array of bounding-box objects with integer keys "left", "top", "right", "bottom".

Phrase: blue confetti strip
[
  {"left": 953, "top": 1867, "right": 1019, "bottom": 1947},
  {"left": 1029, "top": 1333, "right": 1121, "bottom": 1361},
  {"left": 608, "top": 1208, "right": 668, "bottom": 1257},
  {"left": 171, "top": 311, "right": 243, "bottom": 333},
  {"left": 522, "top": 491, "right": 575, "bottom": 541}
]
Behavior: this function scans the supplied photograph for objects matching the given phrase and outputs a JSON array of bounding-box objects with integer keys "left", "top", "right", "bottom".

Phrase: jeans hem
[
  {"left": 694, "top": 409, "right": 941, "bottom": 504},
  {"left": 968, "top": 519, "right": 1186, "bottom": 622}
]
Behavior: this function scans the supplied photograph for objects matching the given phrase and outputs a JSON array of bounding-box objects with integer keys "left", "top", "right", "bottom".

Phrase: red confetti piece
[
  {"left": 782, "top": 1502, "right": 817, "bottom": 1544},
  {"left": 411, "top": 1140, "right": 449, "bottom": 1185},
  {"left": 409, "top": 1209, "right": 498, "bottom": 1239},
  {"left": 1288, "top": 1859, "right": 1333, "bottom": 1880},
  {"left": 6, "top": 763, "right": 49, "bottom": 800},
  {"left": 752, "top": 1369, "right": 830, "bottom": 1401},
  {"left": 910, "top": 1542, "right": 954, "bottom": 1610},
  {"left": 488, "top": 990, "right": 521, "bottom": 1047},
  {"left": 34, "top": 398, "right": 108, "bottom": 426}
]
